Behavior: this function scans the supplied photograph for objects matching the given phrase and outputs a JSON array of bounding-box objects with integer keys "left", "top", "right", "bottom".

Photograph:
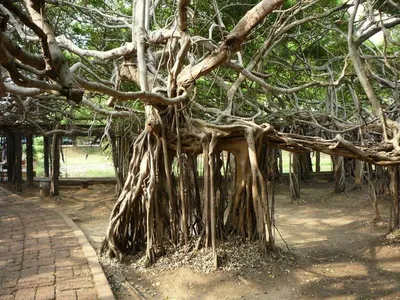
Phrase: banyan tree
[{"left": 1, "top": 0, "right": 399, "bottom": 267}]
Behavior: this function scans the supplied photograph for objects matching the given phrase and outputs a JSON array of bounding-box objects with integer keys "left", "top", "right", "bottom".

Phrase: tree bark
[
  {"left": 109, "top": 134, "right": 124, "bottom": 194},
  {"left": 43, "top": 136, "right": 50, "bottom": 177},
  {"left": 177, "top": 0, "right": 284, "bottom": 86},
  {"left": 293, "top": 152, "right": 312, "bottom": 180},
  {"left": 316, "top": 152, "right": 321, "bottom": 173},
  {"left": 50, "top": 134, "right": 60, "bottom": 196},
  {"left": 26, "top": 134, "right": 34, "bottom": 186},
  {"left": 334, "top": 156, "right": 345, "bottom": 193},
  {"left": 354, "top": 160, "right": 363, "bottom": 188},
  {"left": 365, "top": 163, "right": 381, "bottom": 221},
  {"left": 14, "top": 131, "right": 22, "bottom": 192},
  {"left": 289, "top": 153, "right": 300, "bottom": 201},
  {"left": 6, "top": 133, "right": 15, "bottom": 184},
  {"left": 391, "top": 166, "right": 400, "bottom": 229},
  {"left": 347, "top": 0, "right": 389, "bottom": 140}
]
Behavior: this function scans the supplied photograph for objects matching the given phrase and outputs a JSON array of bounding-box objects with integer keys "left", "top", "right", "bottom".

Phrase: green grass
[
  {"left": 281, "top": 151, "right": 332, "bottom": 173},
  {"left": 33, "top": 147, "right": 332, "bottom": 178},
  {"left": 34, "top": 161, "right": 45, "bottom": 177},
  {"left": 33, "top": 146, "right": 115, "bottom": 178}
]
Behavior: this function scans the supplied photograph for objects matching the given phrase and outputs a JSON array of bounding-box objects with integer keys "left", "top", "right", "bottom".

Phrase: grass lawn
[
  {"left": 281, "top": 151, "right": 332, "bottom": 173},
  {"left": 33, "top": 146, "right": 332, "bottom": 178},
  {"left": 34, "top": 146, "right": 115, "bottom": 177}
]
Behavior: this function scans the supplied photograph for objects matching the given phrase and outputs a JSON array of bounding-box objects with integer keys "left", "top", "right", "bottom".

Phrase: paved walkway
[{"left": 0, "top": 188, "right": 112, "bottom": 300}]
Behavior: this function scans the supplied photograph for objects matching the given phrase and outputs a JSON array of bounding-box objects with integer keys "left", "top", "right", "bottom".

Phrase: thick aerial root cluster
[{"left": 101, "top": 117, "right": 277, "bottom": 267}]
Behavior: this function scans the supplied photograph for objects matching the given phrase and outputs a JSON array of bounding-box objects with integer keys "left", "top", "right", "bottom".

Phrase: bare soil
[{"left": 15, "top": 179, "right": 400, "bottom": 299}]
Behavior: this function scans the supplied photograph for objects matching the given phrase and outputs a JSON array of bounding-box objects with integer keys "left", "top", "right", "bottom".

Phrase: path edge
[{"left": 54, "top": 209, "right": 115, "bottom": 300}]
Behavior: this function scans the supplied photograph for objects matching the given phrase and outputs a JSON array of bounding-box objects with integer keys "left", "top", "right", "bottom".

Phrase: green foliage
[
  {"left": 33, "top": 136, "right": 44, "bottom": 162},
  {"left": 18, "top": 0, "right": 398, "bottom": 140}
]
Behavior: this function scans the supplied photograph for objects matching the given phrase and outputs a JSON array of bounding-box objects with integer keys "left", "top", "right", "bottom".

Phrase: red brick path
[{"left": 0, "top": 189, "right": 99, "bottom": 300}]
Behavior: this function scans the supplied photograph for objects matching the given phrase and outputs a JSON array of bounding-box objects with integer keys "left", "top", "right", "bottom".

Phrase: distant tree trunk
[
  {"left": 51, "top": 134, "right": 60, "bottom": 196},
  {"left": 26, "top": 134, "right": 34, "bottom": 186},
  {"left": 123, "top": 137, "right": 131, "bottom": 180},
  {"left": 109, "top": 134, "right": 124, "bottom": 194},
  {"left": 375, "top": 166, "right": 389, "bottom": 195},
  {"left": 293, "top": 152, "right": 312, "bottom": 180},
  {"left": 390, "top": 166, "right": 400, "bottom": 230},
  {"left": 354, "top": 160, "right": 363, "bottom": 189},
  {"left": 115, "top": 135, "right": 131, "bottom": 182},
  {"left": 6, "top": 133, "right": 15, "bottom": 183},
  {"left": 43, "top": 136, "right": 50, "bottom": 177},
  {"left": 14, "top": 132, "right": 22, "bottom": 192},
  {"left": 315, "top": 151, "right": 321, "bottom": 173},
  {"left": 333, "top": 156, "right": 345, "bottom": 193},
  {"left": 289, "top": 153, "right": 300, "bottom": 201},
  {"left": 265, "top": 148, "right": 281, "bottom": 182},
  {"left": 365, "top": 163, "right": 381, "bottom": 220},
  {"left": 278, "top": 150, "right": 283, "bottom": 178},
  {"left": 344, "top": 158, "right": 354, "bottom": 178}
]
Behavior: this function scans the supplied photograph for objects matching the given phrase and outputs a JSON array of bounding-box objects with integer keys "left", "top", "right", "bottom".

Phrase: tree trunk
[
  {"left": 315, "top": 151, "right": 320, "bottom": 173},
  {"left": 51, "top": 134, "right": 60, "bottom": 196},
  {"left": 375, "top": 166, "right": 389, "bottom": 195},
  {"left": 265, "top": 147, "right": 280, "bottom": 182},
  {"left": 293, "top": 152, "right": 312, "bottom": 180},
  {"left": 101, "top": 112, "right": 182, "bottom": 263},
  {"left": 334, "top": 156, "right": 345, "bottom": 193},
  {"left": 354, "top": 160, "right": 363, "bottom": 189},
  {"left": 44, "top": 136, "right": 50, "bottom": 177},
  {"left": 390, "top": 166, "right": 400, "bottom": 229},
  {"left": 109, "top": 134, "right": 124, "bottom": 194},
  {"left": 102, "top": 117, "right": 277, "bottom": 264},
  {"left": 365, "top": 163, "right": 381, "bottom": 221},
  {"left": 289, "top": 153, "right": 300, "bottom": 201},
  {"left": 14, "top": 132, "right": 22, "bottom": 192},
  {"left": 278, "top": 150, "right": 283, "bottom": 178},
  {"left": 348, "top": 0, "right": 389, "bottom": 140},
  {"left": 119, "top": 136, "right": 131, "bottom": 181},
  {"left": 6, "top": 133, "right": 15, "bottom": 184},
  {"left": 26, "top": 134, "right": 34, "bottom": 186}
]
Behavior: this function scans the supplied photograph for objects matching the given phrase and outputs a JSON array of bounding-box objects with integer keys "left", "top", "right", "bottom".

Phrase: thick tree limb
[
  {"left": 75, "top": 76, "right": 187, "bottom": 106},
  {"left": 2, "top": 33, "right": 45, "bottom": 70},
  {"left": 347, "top": 0, "right": 389, "bottom": 140},
  {"left": 177, "top": 0, "right": 284, "bottom": 87},
  {"left": 81, "top": 98, "right": 137, "bottom": 119},
  {"left": 3, "top": 1, "right": 55, "bottom": 75},
  {"left": 354, "top": 17, "right": 400, "bottom": 48}
]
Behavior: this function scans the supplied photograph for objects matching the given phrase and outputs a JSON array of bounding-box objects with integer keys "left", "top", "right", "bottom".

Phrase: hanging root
[
  {"left": 334, "top": 156, "right": 346, "bottom": 193},
  {"left": 101, "top": 108, "right": 204, "bottom": 264},
  {"left": 289, "top": 153, "right": 300, "bottom": 202},
  {"left": 102, "top": 117, "right": 277, "bottom": 266},
  {"left": 101, "top": 125, "right": 168, "bottom": 264},
  {"left": 365, "top": 163, "right": 382, "bottom": 221},
  {"left": 101, "top": 131, "right": 150, "bottom": 261}
]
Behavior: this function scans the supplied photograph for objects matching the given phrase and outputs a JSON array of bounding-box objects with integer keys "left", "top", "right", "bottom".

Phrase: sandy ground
[{"left": 13, "top": 178, "right": 400, "bottom": 299}]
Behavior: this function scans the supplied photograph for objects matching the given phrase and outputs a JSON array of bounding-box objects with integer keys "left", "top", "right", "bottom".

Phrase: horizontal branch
[
  {"left": 57, "top": 35, "right": 136, "bottom": 60},
  {"left": 3, "top": 83, "right": 47, "bottom": 96},
  {"left": 2, "top": 32, "right": 45, "bottom": 70},
  {"left": 81, "top": 98, "right": 136, "bottom": 118},
  {"left": 57, "top": 29, "right": 180, "bottom": 60},
  {"left": 226, "top": 61, "right": 328, "bottom": 93},
  {"left": 355, "top": 17, "right": 400, "bottom": 47},
  {"left": 75, "top": 76, "right": 188, "bottom": 106}
]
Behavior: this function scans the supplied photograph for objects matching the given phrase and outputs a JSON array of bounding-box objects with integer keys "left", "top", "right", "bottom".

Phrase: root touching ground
[{"left": 101, "top": 110, "right": 277, "bottom": 267}]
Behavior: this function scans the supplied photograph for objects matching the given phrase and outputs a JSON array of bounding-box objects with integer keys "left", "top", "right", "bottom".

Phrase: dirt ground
[{"left": 14, "top": 178, "right": 400, "bottom": 299}]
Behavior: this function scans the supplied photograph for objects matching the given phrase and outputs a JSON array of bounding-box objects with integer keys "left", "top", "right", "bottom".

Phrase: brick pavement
[{"left": 0, "top": 188, "right": 100, "bottom": 300}]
